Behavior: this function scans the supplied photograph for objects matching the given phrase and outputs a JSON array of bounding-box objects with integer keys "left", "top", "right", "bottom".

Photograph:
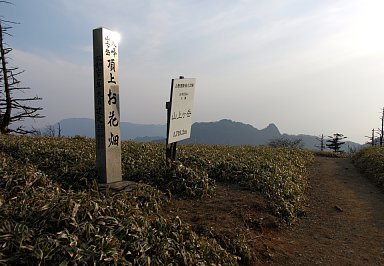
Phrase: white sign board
[
  {"left": 167, "top": 78, "right": 196, "bottom": 144},
  {"left": 93, "top": 27, "right": 122, "bottom": 183}
]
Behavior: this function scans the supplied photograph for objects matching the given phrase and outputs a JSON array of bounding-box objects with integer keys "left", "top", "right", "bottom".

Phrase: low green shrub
[
  {"left": 352, "top": 146, "right": 384, "bottom": 188},
  {"left": 0, "top": 135, "right": 315, "bottom": 264},
  {"left": 0, "top": 148, "right": 238, "bottom": 265},
  {"left": 179, "top": 146, "right": 313, "bottom": 223}
]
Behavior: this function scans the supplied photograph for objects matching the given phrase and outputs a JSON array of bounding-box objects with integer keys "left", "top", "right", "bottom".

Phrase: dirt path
[
  {"left": 162, "top": 156, "right": 384, "bottom": 265},
  {"left": 269, "top": 157, "right": 384, "bottom": 265}
]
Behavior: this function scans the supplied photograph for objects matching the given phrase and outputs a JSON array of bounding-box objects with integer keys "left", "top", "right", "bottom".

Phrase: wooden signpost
[
  {"left": 93, "top": 27, "right": 122, "bottom": 183},
  {"left": 166, "top": 76, "right": 196, "bottom": 160}
]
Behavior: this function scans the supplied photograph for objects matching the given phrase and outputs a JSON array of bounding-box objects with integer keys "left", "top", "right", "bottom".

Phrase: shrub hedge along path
[{"left": 266, "top": 156, "right": 384, "bottom": 265}]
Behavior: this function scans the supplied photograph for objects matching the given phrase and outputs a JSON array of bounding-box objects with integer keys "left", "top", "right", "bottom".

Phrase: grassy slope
[{"left": 0, "top": 135, "right": 314, "bottom": 265}]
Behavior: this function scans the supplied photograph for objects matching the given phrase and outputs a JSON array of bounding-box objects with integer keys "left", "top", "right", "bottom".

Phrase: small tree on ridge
[{"left": 326, "top": 133, "right": 347, "bottom": 153}]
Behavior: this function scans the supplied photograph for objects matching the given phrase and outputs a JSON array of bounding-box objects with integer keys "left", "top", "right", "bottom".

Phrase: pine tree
[{"left": 326, "top": 133, "right": 347, "bottom": 153}]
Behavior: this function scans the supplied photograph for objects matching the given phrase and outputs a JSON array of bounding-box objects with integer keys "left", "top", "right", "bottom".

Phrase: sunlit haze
[{"left": 3, "top": 0, "right": 384, "bottom": 143}]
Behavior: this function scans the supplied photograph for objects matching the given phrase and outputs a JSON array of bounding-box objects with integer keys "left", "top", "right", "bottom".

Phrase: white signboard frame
[{"left": 167, "top": 78, "right": 196, "bottom": 144}]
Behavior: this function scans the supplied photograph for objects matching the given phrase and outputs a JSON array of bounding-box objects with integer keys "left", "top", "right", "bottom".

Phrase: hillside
[
  {"left": 2, "top": 136, "right": 384, "bottom": 264},
  {"left": 0, "top": 135, "right": 313, "bottom": 265}
]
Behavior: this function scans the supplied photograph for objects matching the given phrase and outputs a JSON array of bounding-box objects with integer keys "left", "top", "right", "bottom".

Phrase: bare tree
[
  {"left": 29, "top": 125, "right": 42, "bottom": 136},
  {"left": 378, "top": 107, "right": 384, "bottom": 147},
  {"left": 315, "top": 134, "right": 326, "bottom": 151},
  {"left": 44, "top": 125, "right": 56, "bottom": 137},
  {"left": 0, "top": 3, "right": 44, "bottom": 134},
  {"left": 36, "top": 123, "right": 62, "bottom": 137},
  {"left": 365, "top": 128, "right": 375, "bottom": 146}
]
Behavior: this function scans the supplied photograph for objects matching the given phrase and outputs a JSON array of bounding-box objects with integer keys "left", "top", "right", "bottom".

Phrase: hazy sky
[{"left": 2, "top": 0, "right": 384, "bottom": 143}]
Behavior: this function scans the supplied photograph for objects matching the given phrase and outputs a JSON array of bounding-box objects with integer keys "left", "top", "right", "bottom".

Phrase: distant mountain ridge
[
  {"left": 182, "top": 119, "right": 361, "bottom": 151},
  {"left": 181, "top": 119, "right": 280, "bottom": 146},
  {"left": 56, "top": 118, "right": 165, "bottom": 141},
  {"left": 53, "top": 118, "right": 361, "bottom": 151}
]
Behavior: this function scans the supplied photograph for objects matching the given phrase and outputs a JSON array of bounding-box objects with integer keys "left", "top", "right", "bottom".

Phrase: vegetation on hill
[
  {"left": 0, "top": 135, "right": 314, "bottom": 264},
  {"left": 352, "top": 147, "right": 384, "bottom": 188}
]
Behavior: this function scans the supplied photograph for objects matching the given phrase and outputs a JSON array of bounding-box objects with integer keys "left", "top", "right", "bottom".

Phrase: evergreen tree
[{"left": 326, "top": 133, "right": 347, "bottom": 153}]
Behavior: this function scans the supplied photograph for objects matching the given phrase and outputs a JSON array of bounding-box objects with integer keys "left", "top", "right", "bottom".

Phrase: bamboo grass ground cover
[
  {"left": 0, "top": 135, "right": 314, "bottom": 264},
  {"left": 352, "top": 146, "right": 384, "bottom": 188}
]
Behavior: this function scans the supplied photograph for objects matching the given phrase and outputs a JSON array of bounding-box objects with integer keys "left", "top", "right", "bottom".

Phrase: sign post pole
[
  {"left": 166, "top": 101, "right": 177, "bottom": 161},
  {"left": 166, "top": 76, "right": 196, "bottom": 161},
  {"left": 93, "top": 27, "right": 122, "bottom": 183}
]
